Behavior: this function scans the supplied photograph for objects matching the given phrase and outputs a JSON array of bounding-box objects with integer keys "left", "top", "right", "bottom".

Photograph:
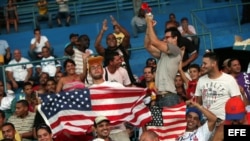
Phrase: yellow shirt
[
  {"left": 37, "top": 1, "right": 48, "bottom": 15},
  {"left": 0, "top": 130, "right": 22, "bottom": 141},
  {"left": 113, "top": 32, "right": 125, "bottom": 46}
]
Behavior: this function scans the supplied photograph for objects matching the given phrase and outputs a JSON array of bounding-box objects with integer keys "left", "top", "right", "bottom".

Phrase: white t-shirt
[
  {"left": 0, "top": 40, "right": 9, "bottom": 55},
  {"left": 41, "top": 56, "right": 58, "bottom": 77},
  {"left": 5, "top": 57, "right": 33, "bottom": 81},
  {"left": 56, "top": 0, "right": 69, "bottom": 12},
  {"left": 195, "top": 73, "right": 241, "bottom": 120},
  {"left": 30, "top": 36, "right": 48, "bottom": 53},
  {"left": 178, "top": 25, "right": 196, "bottom": 41},
  {"left": 176, "top": 122, "right": 212, "bottom": 141},
  {"left": 103, "top": 67, "right": 131, "bottom": 86}
]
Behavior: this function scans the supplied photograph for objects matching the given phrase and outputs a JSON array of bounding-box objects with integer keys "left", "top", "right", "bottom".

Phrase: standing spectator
[
  {"left": 35, "top": 0, "right": 52, "bottom": 28},
  {"left": 228, "top": 58, "right": 250, "bottom": 102},
  {"left": 5, "top": 0, "right": 18, "bottom": 33},
  {"left": 95, "top": 15, "right": 135, "bottom": 83},
  {"left": 195, "top": 52, "right": 241, "bottom": 120},
  {"left": 144, "top": 13, "right": 182, "bottom": 107},
  {"left": 29, "top": 28, "right": 51, "bottom": 61},
  {"left": 56, "top": 0, "right": 70, "bottom": 27},
  {"left": 131, "top": 8, "right": 146, "bottom": 38},
  {"left": 0, "top": 39, "right": 11, "bottom": 64},
  {"left": 5, "top": 49, "right": 33, "bottom": 90}
]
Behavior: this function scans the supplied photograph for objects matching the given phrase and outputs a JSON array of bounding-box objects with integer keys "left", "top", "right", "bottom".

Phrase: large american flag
[
  {"left": 147, "top": 102, "right": 187, "bottom": 141},
  {"left": 37, "top": 87, "right": 152, "bottom": 137}
]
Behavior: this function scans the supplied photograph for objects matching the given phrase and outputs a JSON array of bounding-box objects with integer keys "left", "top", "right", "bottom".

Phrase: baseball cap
[
  {"left": 69, "top": 33, "right": 79, "bottom": 39},
  {"left": 225, "top": 97, "right": 246, "bottom": 120},
  {"left": 187, "top": 107, "right": 202, "bottom": 120},
  {"left": 94, "top": 116, "right": 110, "bottom": 125},
  {"left": 88, "top": 56, "right": 104, "bottom": 67}
]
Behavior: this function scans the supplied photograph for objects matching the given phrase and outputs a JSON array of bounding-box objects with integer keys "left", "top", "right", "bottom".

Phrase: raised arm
[
  {"left": 94, "top": 19, "right": 108, "bottom": 56},
  {"left": 145, "top": 14, "right": 170, "bottom": 55},
  {"left": 110, "top": 15, "right": 130, "bottom": 48},
  {"left": 80, "top": 51, "right": 91, "bottom": 81},
  {"left": 178, "top": 60, "right": 189, "bottom": 86}
]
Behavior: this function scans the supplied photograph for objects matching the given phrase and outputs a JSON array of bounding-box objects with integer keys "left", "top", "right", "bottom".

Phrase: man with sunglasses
[
  {"left": 212, "top": 97, "right": 250, "bottom": 141},
  {"left": 144, "top": 13, "right": 182, "bottom": 107}
]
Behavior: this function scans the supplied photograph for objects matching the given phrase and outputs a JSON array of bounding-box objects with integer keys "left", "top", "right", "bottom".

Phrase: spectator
[
  {"left": 35, "top": 0, "right": 52, "bottom": 28},
  {"left": 45, "top": 78, "right": 56, "bottom": 94},
  {"left": 40, "top": 46, "right": 61, "bottom": 77},
  {"left": 113, "top": 25, "right": 125, "bottom": 46},
  {"left": 0, "top": 39, "right": 11, "bottom": 64},
  {"left": 29, "top": 28, "right": 51, "bottom": 61},
  {"left": 195, "top": 52, "right": 241, "bottom": 120},
  {"left": 36, "top": 123, "right": 53, "bottom": 141},
  {"left": 178, "top": 17, "right": 196, "bottom": 41},
  {"left": 132, "top": 0, "right": 142, "bottom": 16},
  {"left": 131, "top": 8, "right": 146, "bottom": 38},
  {"left": 221, "top": 58, "right": 231, "bottom": 74},
  {"left": 5, "top": 0, "right": 18, "bottom": 33},
  {"left": 54, "top": 71, "right": 64, "bottom": 84},
  {"left": 56, "top": 0, "right": 70, "bottom": 27},
  {"left": 21, "top": 82, "right": 37, "bottom": 113},
  {"left": 103, "top": 52, "right": 131, "bottom": 87},
  {"left": 8, "top": 100, "right": 35, "bottom": 141},
  {"left": 32, "top": 72, "right": 49, "bottom": 95},
  {"left": 145, "top": 13, "right": 182, "bottom": 107},
  {"left": 93, "top": 116, "right": 112, "bottom": 141},
  {"left": 5, "top": 49, "right": 33, "bottom": 90},
  {"left": 212, "top": 97, "right": 249, "bottom": 141},
  {"left": 95, "top": 15, "right": 135, "bottom": 83},
  {"left": 174, "top": 75, "right": 186, "bottom": 101},
  {"left": 176, "top": 100, "right": 217, "bottom": 141},
  {"left": 0, "top": 111, "right": 21, "bottom": 141},
  {"left": 1, "top": 123, "right": 19, "bottom": 141},
  {"left": 165, "top": 13, "right": 179, "bottom": 28}
]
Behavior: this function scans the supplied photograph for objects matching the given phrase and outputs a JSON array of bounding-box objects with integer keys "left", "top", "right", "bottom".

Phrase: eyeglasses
[{"left": 165, "top": 36, "right": 173, "bottom": 39}]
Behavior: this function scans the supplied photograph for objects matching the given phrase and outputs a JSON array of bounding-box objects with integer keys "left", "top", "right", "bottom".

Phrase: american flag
[
  {"left": 38, "top": 87, "right": 152, "bottom": 137},
  {"left": 146, "top": 102, "right": 187, "bottom": 141}
]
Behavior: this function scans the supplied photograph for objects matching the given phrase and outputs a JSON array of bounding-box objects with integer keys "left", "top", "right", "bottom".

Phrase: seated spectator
[
  {"left": 221, "top": 58, "right": 231, "bottom": 74},
  {"left": 178, "top": 17, "right": 196, "bottom": 41},
  {"left": 5, "top": 49, "right": 33, "bottom": 90},
  {"left": 93, "top": 116, "right": 112, "bottom": 141},
  {"left": 21, "top": 82, "right": 37, "bottom": 112},
  {"left": 0, "top": 111, "right": 21, "bottom": 141},
  {"left": 40, "top": 46, "right": 61, "bottom": 77},
  {"left": 1, "top": 122, "right": 21, "bottom": 141},
  {"left": 56, "top": 0, "right": 71, "bottom": 27},
  {"left": 0, "top": 81, "right": 15, "bottom": 120},
  {"left": 29, "top": 28, "right": 52, "bottom": 61},
  {"left": 45, "top": 78, "right": 56, "bottom": 94},
  {"left": 8, "top": 100, "right": 35, "bottom": 141},
  {"left": 54, "top": 71, "right": 64, "bottom": 84},
  {"left": 0, "top": 39, "right": 11, "bottom": 64},
  {"left": 32, "top": 72, "right": 49, "bottom": 95},
  {"left": 35, "top": 0, "right": 52, "bottom": 28},
  {"left": 174, "top": 75, "right": 186, "bottom": 102},
  {"left": 5, "top": 0, "right": 18, "bottom": 33},
  {"left": 35, "top": 123, "right": 53, "bottom": 141},
  {"left": 131, "top": 8, "right": 146, "bottom": 38},
  {"left": 165, "top": 13, "right": 179, "bottom": 28}
]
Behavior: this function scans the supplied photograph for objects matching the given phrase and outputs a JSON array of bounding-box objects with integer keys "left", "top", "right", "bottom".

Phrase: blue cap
[{"left": 187, "top": 107, "right": 202, "bottom": 120}]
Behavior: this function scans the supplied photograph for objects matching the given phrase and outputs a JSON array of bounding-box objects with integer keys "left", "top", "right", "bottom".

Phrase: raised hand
[
  {"left": 102, "top": 19, "right": 108, "bottom": 31},
  {"left": 110, "top": 15, "right": 118, "bottom": 26}
]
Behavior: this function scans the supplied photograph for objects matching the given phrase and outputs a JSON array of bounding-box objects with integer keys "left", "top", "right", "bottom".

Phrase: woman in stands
[
  {"left": 36, "top": 123, "right": 54, "bottom": 141},
  {"left": 5, "top": 0, "right": 18, "bottom": 33},
  {"left": 55, "top": 51, "right": 90, "bottom": 92}
]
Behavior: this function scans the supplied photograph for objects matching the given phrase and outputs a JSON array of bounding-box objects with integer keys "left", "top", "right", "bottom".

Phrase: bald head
[{"left": 140, "top": 130, "right": 159, "bottom": 141}]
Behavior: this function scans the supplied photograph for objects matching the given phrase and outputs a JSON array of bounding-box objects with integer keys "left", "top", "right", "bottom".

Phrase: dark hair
[
  {"left": 144, "top": 66, "right": 155, "bottom": 74},
  {"left": 188, "top": 64, "right": 200, "bottom": 72},
  {"left": 16, "top": 99, "right": 29, "bottom": 108},
  {"left": 203, "top": 52, "right": 220, "bottom": 64},
  {"left": 169, "top": 13, "right": 176, "bottom": 18},
  {"left": 0, "top": 110, "right": 5, "bottom": 119},
  {"left": 46, "top": 78, "right": 56, "bottom": 86},
  {"left": 164, "top": 27, "right": 182, "bottom": 47},
  {"left": 2, "top": 122, "right": 15, "bottom": 130},
  {"left": 36, "top": 123, "right": 52, "bottom": 135},
  {"left": 146, "top": 58, "right": 157, "bottom": 66},
  {"left": 181, "top": 17, "right": 188, "bottom": 22},
  {"left": 33, "top": 28, "right": 40, "bottom": 34},
  {"left": 227, "top": 58, "right": 240, "bottom": 68},
  {"left": 104, "top": 52, "right": 120, "bottom": 66},
  {"left": 63, "top": 59, "right": 76, "bottom": 69},
  {"left": 42, "top": 46, "right": 50, "bottom": 51},
  {"left": 23, "top": 82, "right": 33, "bottom": 90}
]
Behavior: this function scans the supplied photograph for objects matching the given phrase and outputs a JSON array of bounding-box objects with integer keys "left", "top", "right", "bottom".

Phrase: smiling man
[{"left": 93, "top": 116, "right": 112, "bottom": 141}]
